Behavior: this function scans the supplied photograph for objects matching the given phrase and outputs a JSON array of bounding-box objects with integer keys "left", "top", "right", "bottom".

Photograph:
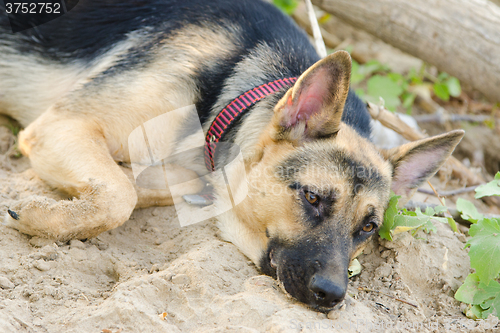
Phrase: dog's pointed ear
[
  {"left": 272, "top": 50, "right": 351, "bottom": 143},
  {"left": 381, "top": 130, "right": 465, "bottom": 202}
]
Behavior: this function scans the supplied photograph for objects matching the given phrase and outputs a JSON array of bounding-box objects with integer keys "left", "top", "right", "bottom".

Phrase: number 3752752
[{"left": 5, "top": 2, "right": 62, "bottom": 14}]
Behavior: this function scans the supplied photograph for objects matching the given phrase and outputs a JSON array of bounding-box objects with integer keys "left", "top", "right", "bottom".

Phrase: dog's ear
[
  {"left": 272, "top": 50, "right": 351, "bottom": 143},
  {"left": 380, "top": 130, "right": 465, "bottom": 203}
]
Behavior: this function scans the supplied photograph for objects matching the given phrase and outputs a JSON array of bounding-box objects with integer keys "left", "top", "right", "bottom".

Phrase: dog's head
[{"left": 221, "top": 51, "right": 464, "bottom": 311}]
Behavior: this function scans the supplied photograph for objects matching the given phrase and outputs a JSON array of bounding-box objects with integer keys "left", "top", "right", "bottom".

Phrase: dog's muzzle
[{"left": 262, "top": 239, "right": 350, "bottom": 311}]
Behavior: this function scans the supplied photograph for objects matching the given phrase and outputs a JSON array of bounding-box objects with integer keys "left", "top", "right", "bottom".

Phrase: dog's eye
[
  {"left": 362, "top": 222, "right": 376, "bottom": 233},
  {"left": 304, "top": 191, "right": 319, "bottom": 206}
]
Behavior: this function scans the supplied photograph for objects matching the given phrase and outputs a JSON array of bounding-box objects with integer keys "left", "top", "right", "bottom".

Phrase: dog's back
[{"left": 0, "top": 0, "right": 370, "bottom": 138}]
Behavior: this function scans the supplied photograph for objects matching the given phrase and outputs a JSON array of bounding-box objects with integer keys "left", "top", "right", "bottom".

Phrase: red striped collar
[{"left": 205, "top": 77, "right": 297, "bottom": 171}]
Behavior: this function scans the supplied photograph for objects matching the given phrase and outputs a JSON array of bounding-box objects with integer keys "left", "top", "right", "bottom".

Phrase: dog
[{"left": 0, "top": 0, "right": 464, "bottom": 311}]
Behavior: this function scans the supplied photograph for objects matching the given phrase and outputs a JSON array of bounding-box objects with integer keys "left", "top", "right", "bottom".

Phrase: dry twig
[
  {"left": 426, "top": 180, "right": 460, "bottom": 232},
  {"left": 413, "top": 113, "right": 497, "bottom": 124},
  {"left": 358, "top": 287, "right": 418, "bottom": 308},
  {"left": 291, "top": 3, "right": 367, "bottom": 63},
  {"left": 405, "top": 200, "right": 500, "bottom": 225},
  {"left": 417, "top": 186, "right": 478, "bottom": 197},
  {"left": 304, "top": 0, "right": 327, "bottom": 58}
]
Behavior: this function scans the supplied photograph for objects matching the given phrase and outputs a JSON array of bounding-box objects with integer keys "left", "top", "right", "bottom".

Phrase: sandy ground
[{"left": 0, "top": 125, "right": 499, "bottom": 333}]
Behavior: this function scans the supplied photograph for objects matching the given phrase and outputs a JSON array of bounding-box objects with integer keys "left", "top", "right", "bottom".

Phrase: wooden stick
[
  {"left": 427, "top": 181, "right": 449, "bottom": 209},
  {"left": 413, "top": 113, "right": 497, "bottom": 124},
  {"left": 358, "top": 287, "right": 418, "bottom": 308},
  {"left": 417, "top": 185, "right": 478, "bottom": 197},
  {"left": 292, "top": 9, "right": 341, "bottom": 48},
  {"left": 426, "top": 180, "right": 460, "bottom": 232},
  {"left": 304, "top": 0, "right": 327, "bottom": 58},
  {"left": 405, "top": 200, "right": 500, "bottom": 225},
  {"left": 291, "top": 4, "right": 367, "bottom": 63}
]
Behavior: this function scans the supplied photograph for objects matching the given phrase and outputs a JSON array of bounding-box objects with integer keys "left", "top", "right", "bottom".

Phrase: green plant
[
  {"left": 351, "top": 59, "right": 462, "bottom": 113},
  {"left": 1, "top": 122, "right": 22, "bottom": 158},
  {"left": 455, "top": 172, "right": 500, "bottom": 319},
  {"left": 272, "top": 0, "right": 299, "bottom": 15},
  {"left": 432, "top": 72, "right": 461, "bottom": 102},
  {"left": 378, "top": 193, "right": 456, "bottom": 241},
  {"left": 379, "top": 175, "right": 500, "bottom": 319},
  {"left": 6, "top": 123, "right": 20, "bottom": 136}
]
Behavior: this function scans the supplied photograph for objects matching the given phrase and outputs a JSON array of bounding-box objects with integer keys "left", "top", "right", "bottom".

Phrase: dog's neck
[{"left": 205, "top": 78, "right": 297, "bottom": 171}]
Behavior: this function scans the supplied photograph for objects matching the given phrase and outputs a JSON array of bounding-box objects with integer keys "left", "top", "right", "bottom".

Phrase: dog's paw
[{"left": 3, "top": 195, "right": 60, "bottom": 238}]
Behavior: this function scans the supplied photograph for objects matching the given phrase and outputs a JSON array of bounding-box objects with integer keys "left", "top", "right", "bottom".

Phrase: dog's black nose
[{"left": 308, "top": 274, "right": 346, "bottom": 308}]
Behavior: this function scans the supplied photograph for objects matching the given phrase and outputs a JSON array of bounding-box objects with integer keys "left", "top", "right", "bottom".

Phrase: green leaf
[
  {"left": 446, "top": 217, "right": 458, "bottom": 233},
  {"left": 475, "top": 172, "right": 500, "bottom": 198},
  {"left": 355, "top": 88, "right": 365, "bottom": 99},
  {"left": 379, "top": 195, "right": 400, "bottom": 240},
  {"left": 359, "top": 60, "right": 389, "bottom": 76},
  {"left": 423, "top": 206, "right": 435, "bottom": 216},
  {"left": 380, "top": 195, "right": 455, "bottom": 239},
  {"left": 466, "top": 218, "right": 500, "bottom": 282},
  {"left": 367, "top": 75, "right": 403, "bottom": 111},
  {"left": 351, "top": 60, "right": 366, "bottom": 85},
  {"left": 387, "top": 72, "right": 404, "bottom": 84},
  {"left": 474, "top": 279, "right": 500, "bottom": 318},
  {"left": 401, "top": 208, "right": 417, "bottom": 216},
  {"left": 419, "top": 206, "right": 449, "bottom": 224},
  {"left": 408, "top": 68, "right": 424, "bottom": 85},
  {"left": 438, "top": 72, "right": 449, "bottom": 81},
  {"left": 422, "top": 219, "right": 438, "bottom": 234},
  {"left": 433, "top": 205, "right": 448, "bottom": 215},
  {"left": 456, "top": 198, "right": 484, "bottom": 223},
  {"left": 431, "top": 216, "right": 451, "bottom": 224},
  {"left": 272, "top": 0, "right": 299, "bottom": 15},
  {"left": 455, "top": 273, "right": 481, "bottom": 304},
  {"left": 485, "top": 119, "right": 496, "bottom": 129},
  {"left": 392, "top": 214, "right": 430, "bottom": 235},
  {"left": 318, "top": 13, "right": 331, "bottom": 25},
  {"left": 433, "top": 82, "right": 450, "bottom": 101},
  {"left": 446, "top": 77, "right": 462, "bottom": 97},
  {"left": 402, "top": 92, "right": 416, "bottom": 111},
  {"left": 465, "top": 305, "right": 484, "bottom": 320}
]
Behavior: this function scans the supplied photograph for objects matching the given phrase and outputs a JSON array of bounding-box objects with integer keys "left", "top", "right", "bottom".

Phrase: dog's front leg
[
  {"left": 119, "top": 164, "right": 205, "bottom": 209},
  {"left": 4, "top": 110, "right": 137, "bottom": 241}
]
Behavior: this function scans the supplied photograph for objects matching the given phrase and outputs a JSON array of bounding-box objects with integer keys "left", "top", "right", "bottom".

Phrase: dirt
[{"left": 1, "top": 121, "right": 499, "bottom": 333}]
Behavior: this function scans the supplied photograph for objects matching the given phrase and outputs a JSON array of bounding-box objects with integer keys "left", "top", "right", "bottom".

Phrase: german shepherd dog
[{"left": 0, "top": 0, "right": 463, "bottom": 311}]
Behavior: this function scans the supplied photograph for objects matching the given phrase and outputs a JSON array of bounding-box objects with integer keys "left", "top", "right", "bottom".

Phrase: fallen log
[{"left": 313, "top": 0, "right": 500, "bottom": 102}]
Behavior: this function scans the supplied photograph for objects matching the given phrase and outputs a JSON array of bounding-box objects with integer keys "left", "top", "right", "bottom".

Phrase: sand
[{"left": 0, "top": 126, "right": 498, "bottom": 332}]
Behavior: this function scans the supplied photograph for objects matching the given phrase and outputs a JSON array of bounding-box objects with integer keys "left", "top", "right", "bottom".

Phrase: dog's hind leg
[{"left": 3, "top": 109, "right": 138, "bottom": 241}]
